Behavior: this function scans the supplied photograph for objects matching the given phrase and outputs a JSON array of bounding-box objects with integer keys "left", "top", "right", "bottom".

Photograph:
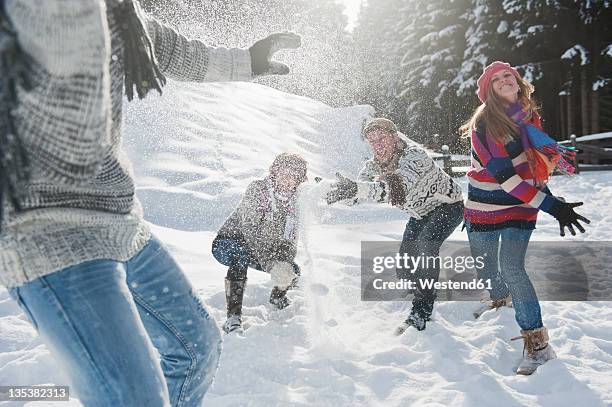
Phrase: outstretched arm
[
  {"left": 326, "top": 172, "right": 389, "bottom": 205},
  {"left": 145, "top": 17, "right": 300, "bottom": 83},
  {"left": 327, "top": 148, "right": 432, "bottom": 208},
  {"left": 145, "top": 17, "right": 251, "bottom": 82}
]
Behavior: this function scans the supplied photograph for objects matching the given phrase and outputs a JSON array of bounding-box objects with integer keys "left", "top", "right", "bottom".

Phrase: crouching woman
[{"left": 212, "top": 153, "right": 307, "bottom": 333}]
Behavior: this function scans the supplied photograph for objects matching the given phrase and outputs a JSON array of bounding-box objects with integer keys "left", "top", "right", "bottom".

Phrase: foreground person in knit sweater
[
  {"left": 212, "top": 153, "right": 307, "bottom": 334},
  {"left": 326, "top": 118, "right": 464, "bottom": 334},
  {"left": 462, "top": 61, "right": 590, "bottom": 375},
  {"left": 0, "top": 1, "right": 300, "bottom": 405}
]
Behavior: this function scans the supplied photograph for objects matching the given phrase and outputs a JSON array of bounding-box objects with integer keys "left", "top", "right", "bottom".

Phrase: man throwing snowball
[{"left": 326, "top": 118, "right": 464, "bottom": 333}]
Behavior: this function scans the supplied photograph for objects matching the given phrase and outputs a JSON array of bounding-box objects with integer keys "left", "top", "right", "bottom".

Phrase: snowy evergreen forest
[{"left": 141, "top": 0, "right": 612, "bottom": 152}]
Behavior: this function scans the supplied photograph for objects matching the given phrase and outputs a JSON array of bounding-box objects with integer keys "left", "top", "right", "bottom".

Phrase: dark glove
[
  {"left": 272, "top": 240, "right": 295, "bottom": 263},
  {"left": 326, "top": 172, "right": 358, "bottom": 205},
  {"left": 551, "top": 201, "right": 591, "bottom": 237},
  {"left": 248, "top": 32, "right": 301, "bottom": 77}
]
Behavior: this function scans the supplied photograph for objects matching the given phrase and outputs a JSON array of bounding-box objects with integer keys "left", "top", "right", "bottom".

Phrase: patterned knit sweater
[
  {"left": 354, "top": 135, "right": 463, "bottom": 219},
  {"left": 216, "top": 179, "right": 299, "bottom": 272},
  {"left": 0, "top": 0, "right": 252, "bottom": 288},
  {"left": 464, "top": 117, "right": 563, "bottom": 232}
]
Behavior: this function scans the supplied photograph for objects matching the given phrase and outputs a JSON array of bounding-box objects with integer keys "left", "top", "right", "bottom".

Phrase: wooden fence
[
  {"left": 566, "top": 134, "right": 612, "bottom": 173},
  {"left": 437, "top": 145, "right": 470, "bottom": 177}
]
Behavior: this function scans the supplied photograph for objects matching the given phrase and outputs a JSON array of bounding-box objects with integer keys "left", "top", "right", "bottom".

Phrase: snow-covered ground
[{"left": 1, "top": 81, "right": 611, "bottom": 406}]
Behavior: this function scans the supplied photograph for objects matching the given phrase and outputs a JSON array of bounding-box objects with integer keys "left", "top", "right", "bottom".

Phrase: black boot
[
  {"left": 394, "top": 310, "right": 428, "bottom": 335},
  {"left": 223, "top": 277, "right": 246, "bottom": 333},
  {"left": 411, "top": 293, "right": 434, "bottom": 321},
  {"left": 405, "top": 311, "right": 427, "bottom": 331},
  {"left": 269, "top": 286, "right": 290, "bottom": 309},
  {"left": 394, "top": 296, "right": 433, "bottom": 335}
]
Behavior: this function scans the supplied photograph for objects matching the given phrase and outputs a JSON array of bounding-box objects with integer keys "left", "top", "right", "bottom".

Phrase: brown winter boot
[
  {"left": 490, "top": 294, "right": 512, "bottom": 309},
  {"left": 473, "top": 294, "right": 512, "bottom": 319},
  {"left": 513, "top": 327, "right": 557, "bottom": 375}
]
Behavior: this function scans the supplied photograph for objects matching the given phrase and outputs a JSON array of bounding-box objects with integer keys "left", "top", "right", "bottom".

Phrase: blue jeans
[
  {"left": 212, "top": 237, "right": 300, "bottom": 278},
  {"left": 466, "top": 225, "right": 543, "bottom": 330},
  {"left": 9, "top": 236, "right": 221, "bottom": 407},
  {"left": 397, "top": 201, "right": 464, "bottom": 318}
]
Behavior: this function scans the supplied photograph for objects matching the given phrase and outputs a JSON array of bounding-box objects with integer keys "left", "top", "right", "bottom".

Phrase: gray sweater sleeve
[{"left": 145, "top": 17, "right": 252, "bottom": 82}]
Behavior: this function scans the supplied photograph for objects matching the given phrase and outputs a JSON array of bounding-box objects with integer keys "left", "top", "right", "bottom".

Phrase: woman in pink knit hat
[{"left": 461, "top": 61, "right": 590, "bottom": 375}]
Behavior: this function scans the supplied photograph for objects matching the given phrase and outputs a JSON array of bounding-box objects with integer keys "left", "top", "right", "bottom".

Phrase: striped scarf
[{"left": 507, "top": 103, "right": 576, "bottom": 187}]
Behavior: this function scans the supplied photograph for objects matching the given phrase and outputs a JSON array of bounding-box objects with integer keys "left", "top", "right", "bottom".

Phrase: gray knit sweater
[
  {"left": 0, "top": 0, "right": 252, "bottom": 288},
  {"left": 217, "top": 179, "right": 299, "bottom": 272}
]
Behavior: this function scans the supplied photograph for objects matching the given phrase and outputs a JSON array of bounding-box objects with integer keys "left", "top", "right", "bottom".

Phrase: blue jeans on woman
[
  {"left": 466, "top": 224, "right": 543, "bottom": 330},
  {"left": 8, "top": 236, "right": 221, "bottom": 407}
]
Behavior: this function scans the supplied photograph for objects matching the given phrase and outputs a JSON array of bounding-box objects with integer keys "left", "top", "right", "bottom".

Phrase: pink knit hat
[{"left": 476, "top": 61, "right": 521, "bottom": 103}]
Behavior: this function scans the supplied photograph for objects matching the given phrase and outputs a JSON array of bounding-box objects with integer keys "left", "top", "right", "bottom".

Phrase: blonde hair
[{"left": 460, "top": 74, "right": 539, "bottom": 143}]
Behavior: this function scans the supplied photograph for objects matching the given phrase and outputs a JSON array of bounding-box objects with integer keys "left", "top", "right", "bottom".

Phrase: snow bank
[{"left": 124, "top": 81, "right": 373, "bottom": 231}]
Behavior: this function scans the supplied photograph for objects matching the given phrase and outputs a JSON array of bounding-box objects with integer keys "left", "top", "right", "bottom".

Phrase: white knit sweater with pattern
[
  {"left": 0, "top": 0, "right": 252, "bottom": 288},
  {"left": 354, "top": 136, "right": 463, "bottom": 219}
]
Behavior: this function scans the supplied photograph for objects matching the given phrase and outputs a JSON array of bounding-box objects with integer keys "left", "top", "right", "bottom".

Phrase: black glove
[
  {"left": 326, "top": 172, "right": 358, "bottom": 205},
  {"left": 272, "top": 240, "right": 295, "bottom": 263},
  {"left": 551, "top": 201, "right": 591, "bottom": 237},
  {"left": 248, "top": 32, "right": 301, "bottom": 77}
]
